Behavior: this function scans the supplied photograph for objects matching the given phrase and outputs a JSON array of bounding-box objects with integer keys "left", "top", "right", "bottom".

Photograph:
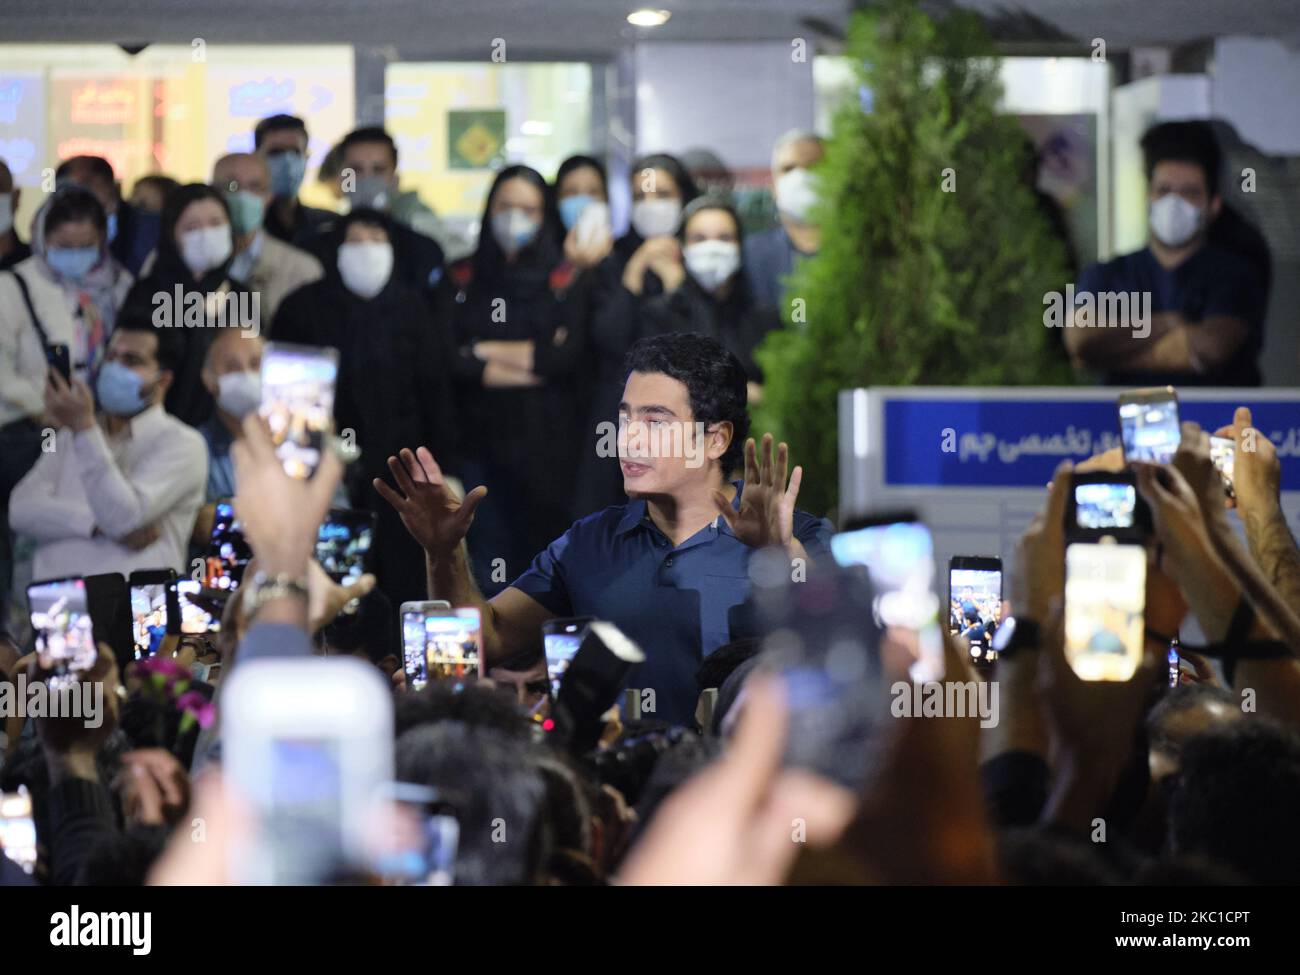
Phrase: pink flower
[{"left": 176, "top": 690, "right": 216, "bottom": 730}]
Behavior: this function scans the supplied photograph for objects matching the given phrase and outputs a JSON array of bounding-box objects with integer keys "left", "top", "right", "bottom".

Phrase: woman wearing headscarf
[
  {"left": 118, "top": 183, "right": 253, "bottom": 427},
  {"left": 272, "top": 207, "right": 459, "bottom": 606},
  {"left": 445, "top": 164, "right": 575, "bottom": 595},
  {"left": 7, "top": 185, "right": 132, "bottom": 377},
  {"left": 573, "top": 152, "right": 699, "bottom": 516},
  {"left": 0, "top": 184, "right": 129, "bottom": 629},
  {"left": 633, "top": 196, "right": 778, "bottom": 399},
  {"left": 471, "top": 154, "right": 613, "bottom": 522}
]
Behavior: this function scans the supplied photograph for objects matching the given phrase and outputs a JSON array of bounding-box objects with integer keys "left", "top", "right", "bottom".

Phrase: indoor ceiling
[{"left": 0, "top": 0, "right": 1296, "bottom": 55}]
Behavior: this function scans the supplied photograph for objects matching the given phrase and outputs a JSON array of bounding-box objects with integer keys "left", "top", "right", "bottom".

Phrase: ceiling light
[{"left": 627, "top": 9, "right": 671, "bottom": 28}]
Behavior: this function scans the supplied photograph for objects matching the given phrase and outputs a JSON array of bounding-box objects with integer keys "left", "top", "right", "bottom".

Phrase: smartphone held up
[{"left": 259, "top": 341, "right": 338, "bottom": 480}]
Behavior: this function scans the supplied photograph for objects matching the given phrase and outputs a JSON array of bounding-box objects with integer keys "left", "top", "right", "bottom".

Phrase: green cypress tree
[{"left": 755, "top": 0, "right": 1074, "bottom": 517}]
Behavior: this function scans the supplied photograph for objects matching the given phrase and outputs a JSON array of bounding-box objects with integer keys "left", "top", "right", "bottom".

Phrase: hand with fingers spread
[
  {"left": 373, "top": 446, "right": 487, "bottom": 559},
  {"left": 713, "top": 434, "right": 805, "bottom": 555},
  {"left": 231, "top": 412, "right": 344, "bottom": 577}
]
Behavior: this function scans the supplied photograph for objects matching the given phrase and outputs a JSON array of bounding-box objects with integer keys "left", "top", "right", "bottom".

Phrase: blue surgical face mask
[
  {"left": 95, "top": 361, "right": 156, "bottom": 417},
  {"left": 224, "top": 191, "right": 266, "bottom": 236},
  {"left": 46, "top": 246, "right": 100, "bottom": 282},
  {"left": 267, "top": 151, "right": 307, "bottom": 198},
  {"left": 558, "top": 194, "right": 594, "bottom": 231},
  {"left": 347, "top": 175, "right": 395, "bottom": 212}
]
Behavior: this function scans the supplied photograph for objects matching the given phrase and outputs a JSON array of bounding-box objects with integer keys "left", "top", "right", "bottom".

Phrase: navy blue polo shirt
[
  {"left": 510, "top": 480, "right": 833, "bottom": 726},
  {"left": 1075, "top": 244, "right": 1264, "bottom": 386}
]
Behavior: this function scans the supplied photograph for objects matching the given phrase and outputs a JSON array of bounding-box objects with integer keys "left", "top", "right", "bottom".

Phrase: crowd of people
[{"left": 0, "top": 109, "right": 1295, "bottom": 887}]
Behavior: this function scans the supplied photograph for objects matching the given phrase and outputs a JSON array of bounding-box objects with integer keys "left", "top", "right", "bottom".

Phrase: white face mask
[
  {"left": 1148, "top": 193, "right": 1203, "bottom": 248},
  {"left": 775, "top": 167, "right": 819, "bottom": 224},
  {"left": 683, "top": 239, "right": 741, "bottom": 292},
  {"left": 0, "top": 194, "right": 12, "bottom": 236},
  {"left": 337, "top": 240, "right": 394, "bottom": 299},
  {"left": 180, "top": 224, "right": 233, "bottom": 275},
  {"left": 490, "top": 208, "right": 541, "bottom": 253},
  {"left": 216, "top": 370, "right": 261, "bottom": 419},
  {"left": 630, "top": 198, "right": 682, "bottom": 239}
]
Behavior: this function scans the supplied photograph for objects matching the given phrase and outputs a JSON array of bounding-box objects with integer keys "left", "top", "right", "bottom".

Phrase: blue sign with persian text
[{"left": 883, "top": 395, "right": 1300, "bottom": 490}]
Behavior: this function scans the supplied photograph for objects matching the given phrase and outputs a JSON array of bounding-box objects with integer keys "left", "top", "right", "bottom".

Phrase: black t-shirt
[{"left": 1076, "top": 244, "right": 1265, "bottom": 386}]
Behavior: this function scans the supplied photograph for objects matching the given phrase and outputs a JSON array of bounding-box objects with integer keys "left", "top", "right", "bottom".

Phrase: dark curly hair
[
  {"left": 623, "top": 332, "right": 750, "bottom": 474},
  {"left": 1141, "top": 120, "right": 1222, "bottom": 196}
]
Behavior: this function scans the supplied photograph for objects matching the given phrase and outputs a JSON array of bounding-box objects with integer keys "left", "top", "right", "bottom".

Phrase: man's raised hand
[
  {"left": 373, "top": 447, "right": 486, "bottom": 558},
  {"left": 713, "top": 434, "right": 803, "bottom": 553}
]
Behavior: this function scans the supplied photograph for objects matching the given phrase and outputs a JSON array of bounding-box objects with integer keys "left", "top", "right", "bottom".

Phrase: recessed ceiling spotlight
[{"left": 627, "top": 9, "right": 672, "bottom": 28}]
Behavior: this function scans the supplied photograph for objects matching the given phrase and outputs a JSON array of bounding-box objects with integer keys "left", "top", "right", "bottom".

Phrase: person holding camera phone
[{"left": 10, "top": 319, "right": 207, "bottom": 581}]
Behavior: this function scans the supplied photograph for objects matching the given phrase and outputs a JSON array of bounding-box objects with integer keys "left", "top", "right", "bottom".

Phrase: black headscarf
[
  {"left": 470, "top": 165, "right": 564, "bottom": 290},
  {"left": 152, "top": 182, "right": 239, "bottom": 290}
]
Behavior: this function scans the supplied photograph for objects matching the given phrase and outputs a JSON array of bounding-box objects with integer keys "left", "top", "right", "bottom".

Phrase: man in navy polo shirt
[
  {"left": 375, "top": 332, "right": 831, "bottom": 726},
  {"left": 1065, "top": 121, "right": 1265, "bottom": 386}
]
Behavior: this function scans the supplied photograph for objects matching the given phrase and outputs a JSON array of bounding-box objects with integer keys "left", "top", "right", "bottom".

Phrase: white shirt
[
  {"left": 0, "top": 260, "right": 79, "bottom": 427},
  {"left": 9, "top": 403, "right": 208, "bottom": 580}
]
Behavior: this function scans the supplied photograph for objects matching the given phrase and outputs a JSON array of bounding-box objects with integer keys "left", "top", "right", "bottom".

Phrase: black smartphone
[
  {"left": 128, "top": 569, "right": 180, "bottom": 659},
  {"left": 47, "top": 343, "right": 71, "bottom": 383},
  {"left": 1118, "top": 386, "right": 1180, "bottom": 465},
  {"left": 1066, "top": 470, "right": 1152, "bottom": 543},
  {"left": 205, "top": 499, "right": 251, "bottom": 590},
  {"left": 948, "top": 556, "right": 1002, "bottom": 666},
  {"left": 551, "top": 621, "right": 644, "bottom": 755},
  {"left": 541, "top": 617, "right": 595, "bottom": 700},
  {"left": 752, "top": 551, "right": 889, "bottom": 790},
  {"left": 26, "top": 576, "right": 97, "bottom": 677},
  {"left": 315, "top": 509, "right": 377, "bottom": 584},
  {"left": 83, "top": 572, "right": 133, "bottom": 670}
]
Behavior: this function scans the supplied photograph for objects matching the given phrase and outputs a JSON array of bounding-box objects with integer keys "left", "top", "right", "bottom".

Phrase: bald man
[
  {"left": 0, "top": 159, "right": 32, "bottom": 271},
  {"left": 211, "top": 152, "right": 322, "bottom": 326},
  {"left": 743, "top": 130, "right": 826, "bottom": 314}
]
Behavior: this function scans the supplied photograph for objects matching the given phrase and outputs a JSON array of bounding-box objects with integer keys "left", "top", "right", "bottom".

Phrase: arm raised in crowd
[
  {"left": 1217, "top": 407, "right": 1300, "bottom": 610},
  {"left": 373, "top": 446, "right": 554, "bottom": 668},
  {"left": 31, "top": 646, "right": 123, "bottom": 885},
  {"left": 1135, "top": 427, "right": 1300, "bottom": 726},
  {"left": 226, "top": 411, "right": 347, "bottom": 655}
]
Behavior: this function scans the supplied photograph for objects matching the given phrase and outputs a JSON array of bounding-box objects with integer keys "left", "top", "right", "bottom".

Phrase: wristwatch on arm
[{"left": 240, "top": 570, "right": 309, "bottom": 621}]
